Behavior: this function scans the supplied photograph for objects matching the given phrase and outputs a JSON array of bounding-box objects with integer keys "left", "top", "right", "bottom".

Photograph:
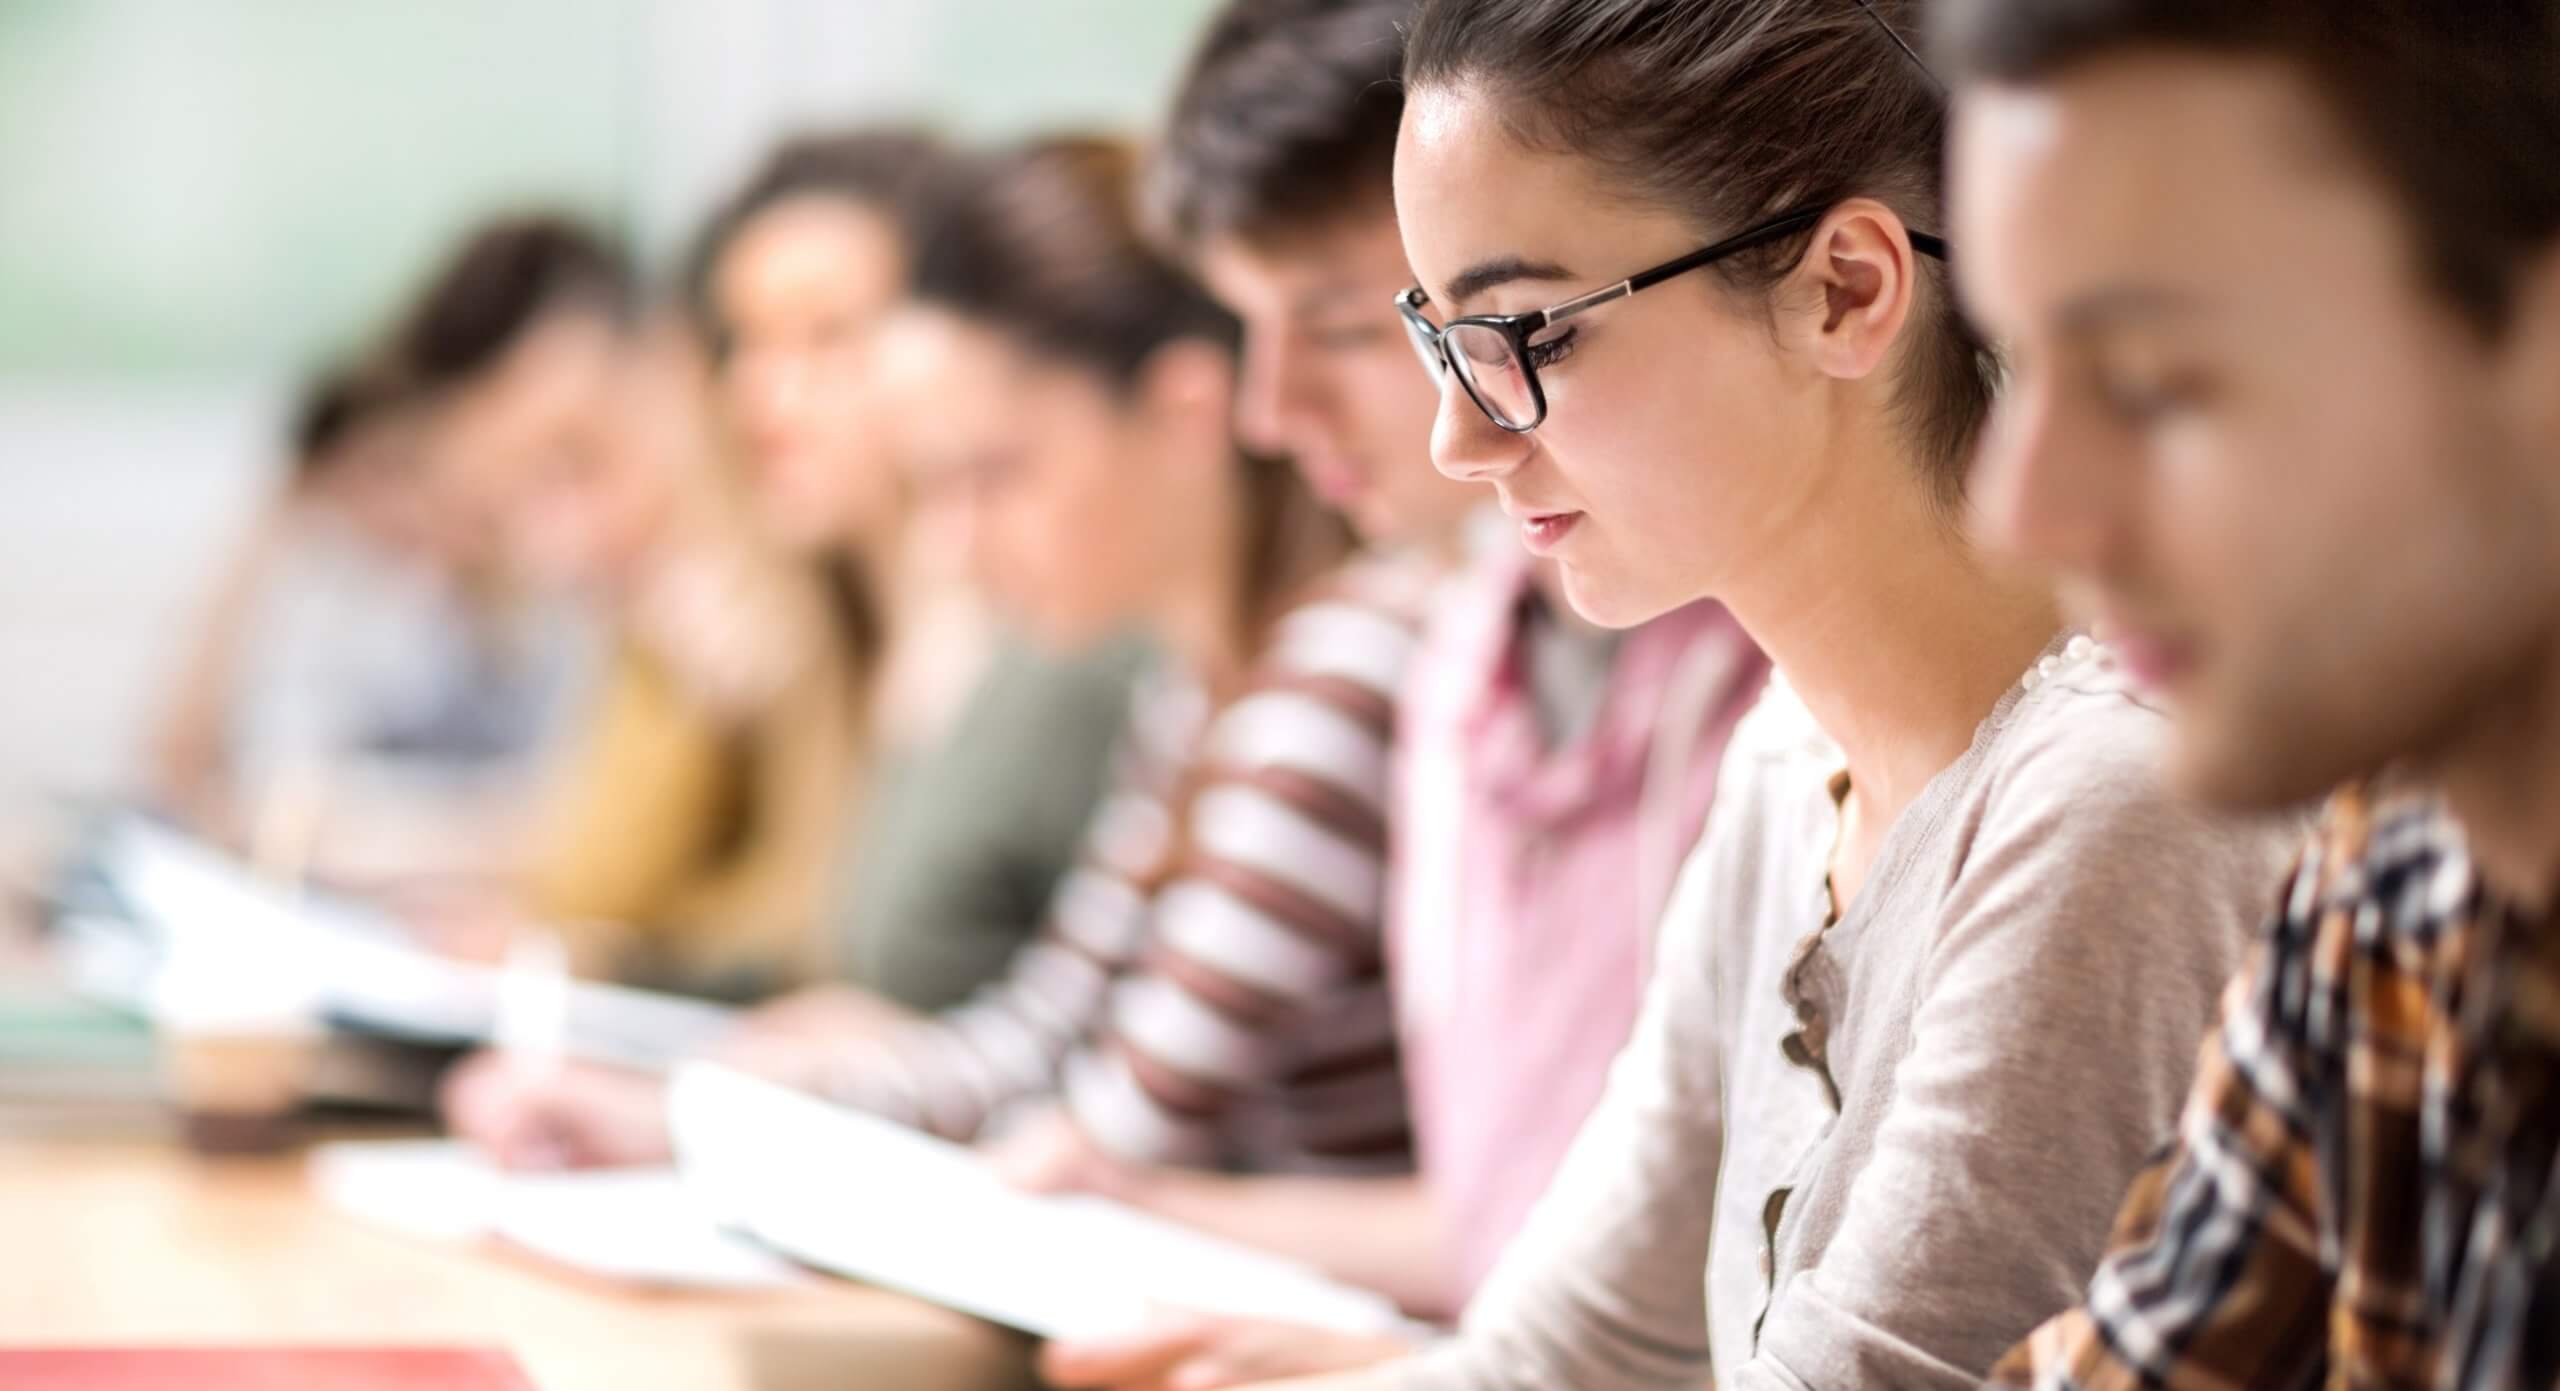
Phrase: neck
[
  {"left": 1719, "top": 451, "right": 2061, "bottom": 825},
  {"left": 841, "top": 503, "right": 910, "bottom": 611},
  {"left": 2435, "top": 625, "right": 2560, "bottom": 913},
  {"left": 1531, "top": 558, "right": 1606, "bottom": 637},
  {"left": 1419, "top": 510, "right": 1475, "bottom": 569},
  {"left": 1154, "top": 466, "right": 1255, "bottom": 698}
]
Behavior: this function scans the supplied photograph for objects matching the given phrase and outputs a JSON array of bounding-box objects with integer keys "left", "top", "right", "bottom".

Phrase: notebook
[
  {"left": 0, "top": 1348, "right": 536, "bottom": 1391},
  {"left": 668, "top": 1064, "right": 1422, "bottom": 1340}
]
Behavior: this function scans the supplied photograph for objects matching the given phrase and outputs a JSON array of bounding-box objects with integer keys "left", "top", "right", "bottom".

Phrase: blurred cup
[
  {"left": 160, "top": 1021, "right": 321, "bottom": 1154},
  {"left": 152, "top": 947, "right": 325, "bottom": 1156}
]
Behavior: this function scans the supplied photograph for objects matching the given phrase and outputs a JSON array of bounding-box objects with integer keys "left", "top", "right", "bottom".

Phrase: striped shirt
[
  {"left": 1994, "top": 783, "right": 2560, "bottom": 1391},
  {"left": 818, "top": 559, "right": 1426, "bottom": 1173}
]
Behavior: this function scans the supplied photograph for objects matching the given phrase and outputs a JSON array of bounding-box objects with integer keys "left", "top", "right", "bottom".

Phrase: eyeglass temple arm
[
  {"left": 1537, "top": 211, "right": 1825, "bottom": 330},
  {"left": 1543, "top": 215, "right": 1951, "bottom": 329}
]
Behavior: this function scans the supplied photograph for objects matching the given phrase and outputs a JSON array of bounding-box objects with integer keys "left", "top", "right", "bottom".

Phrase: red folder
[{"left": 0, "top": 1348, "right": 538, "bottom": 1391}]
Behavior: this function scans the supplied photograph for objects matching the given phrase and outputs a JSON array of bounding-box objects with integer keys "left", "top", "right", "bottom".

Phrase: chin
[
  {"left": 1018, "top": 604, "right": 1109, "bottom": 656},
  {"left": 1556, "top": 562, "right": 1678, "bottom": 632},
  {"left": 1346, "top": 498, "right": 1406, "bottom": 549},
  {"left": 2162, "top": 708, "right": 2370, "bottom": 814},
  {"left": 754, "top": 495, "right": 840, "bottom": 552}
]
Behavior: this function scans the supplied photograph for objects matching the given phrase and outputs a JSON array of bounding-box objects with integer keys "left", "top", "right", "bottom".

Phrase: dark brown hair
[
  {"left": 1936, "top": 0, "right": 2560, "bottom": 336},
  {"left": 1152, "top": 0, "right": 1413, "bottom": 250},
  {"left": 911, "top": 136, "right": 1351, "bottom": 640},
  {"left": 1403, "top": 0, "right": 1996, "bottom": 501},
  {"left": 683, "top": 127, "right": 959, "bottom": 359},
  {"left": 287, "top": 359, "right": 415, "bottom": 485},
  {"left": 915, "top": 139, "right": 1246, "bottom": 386},
  {"left": 388, "top": 214, "right": 631, "bottom": 394}
]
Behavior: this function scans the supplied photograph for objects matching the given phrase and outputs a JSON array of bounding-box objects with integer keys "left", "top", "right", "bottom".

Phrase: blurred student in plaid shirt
[{"left": 1943, "top": 2, "right": 2560, "bottom": 1387}]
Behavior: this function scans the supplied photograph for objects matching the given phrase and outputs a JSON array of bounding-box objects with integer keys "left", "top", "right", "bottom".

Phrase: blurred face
[
  {"left": 1954, "top": 55, "right": 2560, "bottom": 808},
  {"left": 1393, "top": 87, "right": 1847, "bottom": 628},
  {"left": 304, "top": 406, "right": 451, "bottom": 561},
  {"left": 503, "top": 327, "right": 706, "bottom": 596},
  {"left": 424, "top": 307, "right": 623, "bottom": 571},
  {"left": 712, "top": 196, "right": 909, "bottom": 551},
  {"left": 1196, "top": 212, "right": 1479, "bottom": 548},
  {"left": 873, "top": 306, "right": 1190, "bottom": 649}
]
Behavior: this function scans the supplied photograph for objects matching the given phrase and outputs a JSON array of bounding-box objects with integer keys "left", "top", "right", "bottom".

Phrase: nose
[
  {"left": 1969, "top": 377, "right": 2133, "bottom": 577},
  {"left": 1429, "top": 371, "right": 1529, "bottom": 483},
  {"left": 737, "top": 352, "right": 812, "bottom": 437}
]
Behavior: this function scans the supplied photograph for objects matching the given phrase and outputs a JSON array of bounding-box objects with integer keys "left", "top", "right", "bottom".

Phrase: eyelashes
[
  {"left": 2094, "top": 368, "right": 2213, "bottom": 426},
  {"left": 1524, "top": 327, "right": 1579, "bottom": 371}
]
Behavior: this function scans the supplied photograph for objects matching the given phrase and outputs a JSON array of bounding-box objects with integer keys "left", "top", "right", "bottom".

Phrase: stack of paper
[
  {"left": 77, "top": 819, "right": 735, "bottom": 1069},
  {"left": 0, "top": 981, "right": 160, "bottom": 1136}
]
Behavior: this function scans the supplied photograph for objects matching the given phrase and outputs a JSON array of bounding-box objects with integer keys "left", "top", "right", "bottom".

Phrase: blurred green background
[
  {"left": 0, "top": 0, "right": 1221, "bottom": 379},
  {"left": 0, "top": 0, "right": 1221, "bottom": 806}
]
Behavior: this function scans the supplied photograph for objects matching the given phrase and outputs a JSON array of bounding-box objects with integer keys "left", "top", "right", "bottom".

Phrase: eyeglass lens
[{"left": 1446, "top": 323, "right": 1536, "bottom": 430}]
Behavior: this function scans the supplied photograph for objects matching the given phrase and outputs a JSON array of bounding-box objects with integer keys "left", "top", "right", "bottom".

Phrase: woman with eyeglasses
[{"left": 1189, "top": 2, "right": 2304, "bottom": 1390}]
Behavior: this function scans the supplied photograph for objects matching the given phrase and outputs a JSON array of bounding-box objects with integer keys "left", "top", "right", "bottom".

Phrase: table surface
[{"left": 0, "top": 1135, "right": 1039, "bottom": 1391}]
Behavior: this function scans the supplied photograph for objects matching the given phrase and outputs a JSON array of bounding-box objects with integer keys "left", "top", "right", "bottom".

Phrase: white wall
[{"left": 0, "top": 382, "right": 278, "bottom": 799}]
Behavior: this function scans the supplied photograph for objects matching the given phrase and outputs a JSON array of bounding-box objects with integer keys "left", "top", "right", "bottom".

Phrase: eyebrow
[
  {"left": 1439, "top": 255, "right": 1578, "bottom": 311},
  {"left": 2054, "top": 285, "right": 2204, "bottom": 334},
  {"left": 1290, "top": 282, "right": 1370, "bottom": 316}
]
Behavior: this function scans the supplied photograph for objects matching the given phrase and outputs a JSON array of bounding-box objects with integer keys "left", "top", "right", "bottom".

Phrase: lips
[
  {"left": 1299, "top": 456, "right": 1369, "bottom": 508},
  {"left": 1517, "top": 511, "right": 1582, "bottom": 555},
  {"left": 2092, "top": 611, "right": 2200, "bottom": 692}
]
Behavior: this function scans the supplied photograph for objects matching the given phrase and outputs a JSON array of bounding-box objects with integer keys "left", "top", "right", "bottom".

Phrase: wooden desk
[{"left": 0, "top": 1136, "right": 1039, "bottom": 1391}]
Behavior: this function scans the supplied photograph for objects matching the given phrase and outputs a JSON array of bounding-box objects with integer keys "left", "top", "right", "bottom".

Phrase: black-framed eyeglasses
[{"left": 1396, "top": 206, "right": 1951, "bottom": 433}]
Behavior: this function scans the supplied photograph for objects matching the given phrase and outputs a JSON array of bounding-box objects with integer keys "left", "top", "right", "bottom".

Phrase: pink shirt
[{"left": 1391, "top": 548, "right": 1768, "bottom": 1313}]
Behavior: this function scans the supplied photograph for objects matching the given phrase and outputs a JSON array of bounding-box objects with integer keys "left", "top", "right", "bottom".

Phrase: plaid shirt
[{"left": 1994, "top": 783, "right": 2560, "bottom": 1391}]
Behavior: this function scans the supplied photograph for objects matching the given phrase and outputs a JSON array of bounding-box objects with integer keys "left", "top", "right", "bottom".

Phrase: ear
[
  {"left": 1781, "top": 198, "right": 1923, "bottom": 384},
  {"left": 1130, "top": 338, "right": 1240, "bottom": 447}
]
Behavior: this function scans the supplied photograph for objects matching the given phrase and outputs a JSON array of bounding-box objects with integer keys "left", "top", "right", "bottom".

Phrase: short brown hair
[
  {"left": 1935, "top": 0, "right": 2560, "bottom": 335},
  {"left": 1150, "top": 0, "right": 1413, "bottom": 250},
  {"left": 1403, "top": 0, "right": 1997, "bottom": 502}
]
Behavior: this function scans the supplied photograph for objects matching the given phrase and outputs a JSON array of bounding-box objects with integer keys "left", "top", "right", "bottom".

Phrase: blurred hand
[
  {"left": 440, "top": 1051, "right": 673, "bottom": 1171},
  {"left": 1038, "top": 1313, "right": 1414, "bottom": 1391},
  {"left": 702, "top": 984, "right": 917, "bottom": 1086},
  {"left": 632, "top": 547, "right": 807, "bottom": 720},
  {"left": 987, "top": 1106, "right": 1145, "bottom": 1201},
  {"left": 724, "top": 983, "right": 914, "bottom": 1046},
  {"left": 387, "top": 885, "right": 526, "bottom": 966}
]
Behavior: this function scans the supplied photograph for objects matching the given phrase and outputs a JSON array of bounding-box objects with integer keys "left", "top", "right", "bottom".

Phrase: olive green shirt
[{"left": 830, "top": 633, "right": 1148, "bottom": 1012}]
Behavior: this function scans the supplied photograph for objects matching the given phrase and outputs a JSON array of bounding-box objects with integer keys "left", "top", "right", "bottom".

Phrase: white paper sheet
[
  {"left": 311, "top": 1139, "right": 806, "bottom": 1290},
  {"left": 667, "top": 1063, "right": 1419, "bottom": 1339},
  {"left": 310, "top": 1137, "right": 501, "bottom": 1244}
]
